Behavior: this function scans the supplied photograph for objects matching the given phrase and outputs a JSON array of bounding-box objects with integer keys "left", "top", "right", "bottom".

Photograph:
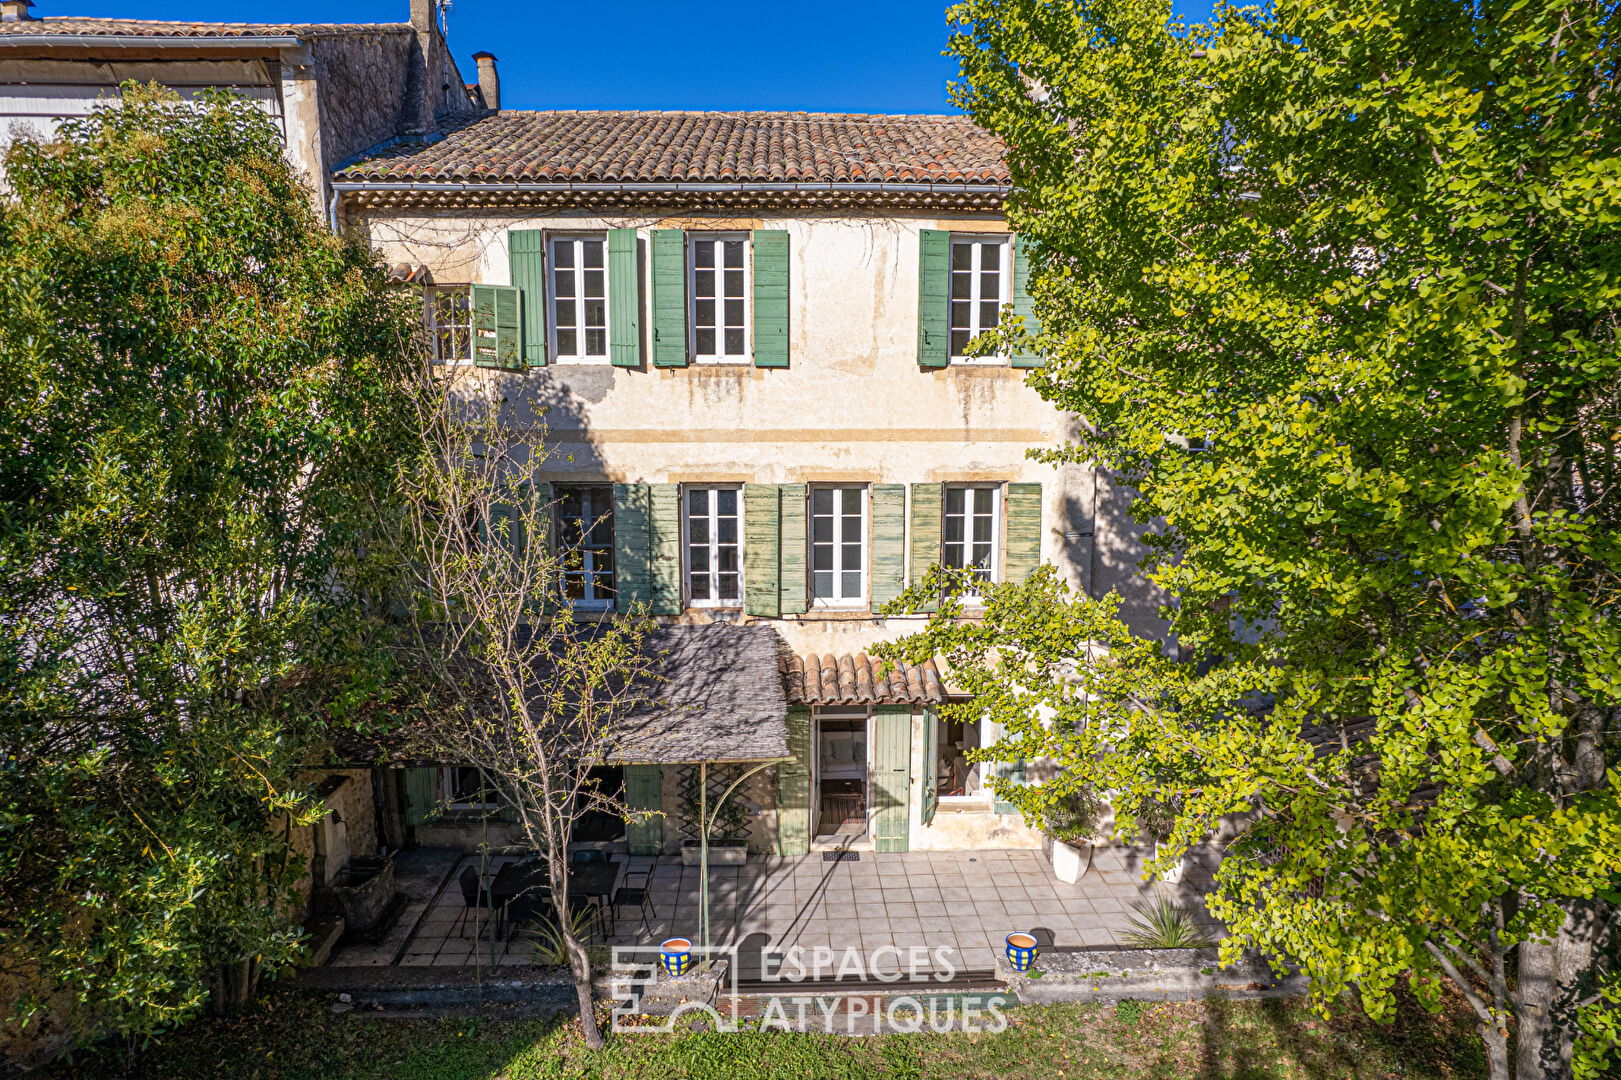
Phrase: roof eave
[{"left": 0, "top": 32, "right": 306, "bottom": 49}]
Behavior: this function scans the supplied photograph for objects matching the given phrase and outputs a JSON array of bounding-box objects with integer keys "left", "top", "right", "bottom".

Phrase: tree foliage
[
  {"left": 899, "top": 1, "right": 1621, "bottom": 1076},
  {"left": 0, "top": 85, "right": 416, "bottom": 1046}
]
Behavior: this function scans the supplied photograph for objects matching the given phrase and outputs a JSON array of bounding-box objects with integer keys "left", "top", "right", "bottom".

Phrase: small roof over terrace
[{"left": 784, "top": 651, "right": 947, "bottom": 707}]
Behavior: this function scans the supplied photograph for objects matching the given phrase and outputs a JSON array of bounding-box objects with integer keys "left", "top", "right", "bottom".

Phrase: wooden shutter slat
[
  {"left": 873, "top": 706, "right": 911, "bottom": 853},
  {"left": 609, "top": 227, "right": 640, "bottom": 368},
  {"left": 470, "top": 283, "right": 498, "bottom": 368},
  {"left": 613, "top": 483, "right": 652, "bottom": 611},
  {"left": 651, "top": 229, "right": 687, "bottom": 367},
  {"left": 624, "top": 765, "right": 663, "bottom": 855},
  {"left": 744, "top": 484, "right": 781, "bottom": 617},
  {"left": 401, "top": 768, "right": 438, "bottom": 826},
  {"left": 650, "top": 483, "right": 681, "bottom": 615},
  {"left": 908, "top": 482, "right": 942, "bottom": 613},
  {"left": 509, "top": 229, "right": 547, "bottom": 367},
  {"left": 778, "top": 483, "right": 807, "bottom": 614},
  {"left": 1005, "top": 482, "right": 1043, "bottom": 584},
  {"left": 1010, "top": 235, "right": 1044, "bottom": 369},
  {"left": 775, "top": 707, "right": 812, "bottom": 855},
  {"left": 916, "top": 229, "right": 950, "bottom": 368},
  {"left": 870, "top": 483, "right": 907, "bottom": 608},
  {"left": 752, "top": 229, "right": 789, "bottom": 368}
]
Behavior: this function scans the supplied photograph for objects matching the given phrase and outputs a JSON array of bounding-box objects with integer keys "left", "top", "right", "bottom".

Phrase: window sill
[{"left": 934, "top": 798, "right": 994, "bottom": 815}]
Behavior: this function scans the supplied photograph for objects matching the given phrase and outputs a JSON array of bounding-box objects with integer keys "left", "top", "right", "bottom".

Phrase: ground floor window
[
  {"left": 935, "top": 716, "right": 989, "bottom": 804},
  {"left": 442, "top": 766, "right": 500, "bottom": 810}
]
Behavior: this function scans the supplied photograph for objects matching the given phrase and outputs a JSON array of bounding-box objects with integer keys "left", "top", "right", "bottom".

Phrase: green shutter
[
  {"left": 779, "top": 483, "right": 807, "bottom": 615},
  {"left": 908, "top": 483, "right": 942, "bottom": 613},
  {"left": 870, "top": 484, "right": 906, "bottom": 608},
  {"left": 471, "top": 283, "right": 522, "bottom": 370},
  {"left": 1005, "top": 482, "right": 1043, "bottom": 584},
  {"left": 752, "top": 229, "right": 789, "bottom": 368},
  {"left": 921, "top": 708, "right": 939, "bottom": 826},
  {"left": 917, "top": 229, "right": 950, "bottom": 368},
  {"left": 402, "top": 768, "right": 438, "bottom": 826},
  {"left": 650, "top": 483, "right": 681, "bottom": 615},
  {"left": 873, "top": 706, "right": 912, "bottom": 853},
  {"left": 614, "top": 483, "right": 652, "bottom": 610},
  {"left": 1010, "top": 235, "right": 1044, "bottom": 369},
  {"left": 509, "top": 230, "right": 547, "bottom": 366},
  {"left": 651, "top": 229, "right": 687, "bottom": 367},
  {"left": 609, "top": 228, "right": 641, "bottom": 368},
  {"left": 625, "top": 765, "right": 664, "bottom": 855},
  {"left": 744, "top": 484, "right": 781, "bottom": 617},
  {"left": 775, "top": 708, "right": 812, "bottom": 856}
]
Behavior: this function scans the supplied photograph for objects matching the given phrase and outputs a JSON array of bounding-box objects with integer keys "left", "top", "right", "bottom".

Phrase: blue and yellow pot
[
  {"left": 1005, "top": 932, "right": 1039, "bottom": 973},
  {"left": 660, "top": 938, "right": 693, "bottom": 978}
]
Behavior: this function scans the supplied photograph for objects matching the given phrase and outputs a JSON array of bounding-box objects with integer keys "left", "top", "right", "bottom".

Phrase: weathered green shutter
[
  {"left": 650, "top": 483, "right": 681, "bottom": 615},
  {"left": 752, "top": 229, "right": 789, "bottom": 368},
  {"left": 778, "top": 483, "right": 807, "bottom": 614},
  {"left": 471, "top": 284, "right": 522, "bottom": 370},
  {"left": 775, "top": 707, "right": 812, "bottom": 855},
  {"left": 921, "top": 709, "right": 939, "bottom": 826},
  {"left": 402, "top": 768, "right": 438, "bottom": 826},
  {"left": 1010, "top": 235, "right": 1044, "bottom": 369},
  {"left": 509, "top": 229, "right": 547, "bottom": 366},
  {"left": 873, "top": 706, "right": 912, "bottom": 853},
  {"left": 744, "top": 484, "right": 781, "bottom": 617},
  {"left": 917, "top": 229, "right": 950, "bottom": 368},
  {"left": 1005, "top": 482, "right": 1043, "bottom": 584},
  {"left": 625, "top": 765, "right": 664, "bottom": 855},
  {"left": 908, "top": 483, "right": 942, "bottom": 613},
  {"left": 870, "top": 484, "right": 906, "bottom": 608},
  {"left": 609, "top": 227, "right": 641, "bottom": 368},
  {"left": 651, "top": 229, "right": 687, "bottom": 367},
  {"left": 613, "top": 483, "right": 652, "bottom": 610}
]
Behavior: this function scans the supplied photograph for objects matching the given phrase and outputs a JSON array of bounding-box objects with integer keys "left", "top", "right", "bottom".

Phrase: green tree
[
  {"left": 0, "top": 85, "right": 416, "bottom": 1050},
  {"left": 888, "top": 2, "right": 1621, "bottom": 1077}
]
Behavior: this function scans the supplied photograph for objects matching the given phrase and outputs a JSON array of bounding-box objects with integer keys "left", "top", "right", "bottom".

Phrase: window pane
[
  {"left": 586, "top": 328, "right": 606, "bottom": 355},
  {"left": 717, "top": 516, "right": 736, "bottom": 544},
  {"left": 585, "top": 298, "right": 606, "bottom": 326},
  {"left": 583, "top": 240, "right": 603, "bottom": 268},
  {"left": 696, "top": 328, "right": 716, "bottom": 354},
  {"left": 556, "top": 298, "right": 576, "bottom": 325},
  {"left": 695, "top": 240, "right": 715, "bottom": 268},
  {"left": 951, "top": 329, "right": 971, "bottom": 355},
  {"left": 691, "top": 573, "right": 711, "bottom": 600},
  {"left": 842, "top": 542, "right": 862, "bottom": 570},
  {"left": 717, "top": 489, "right": 736, "bottom": 516},
  {"left": 689, "top": 488, "right": 709, "bottom": 515},
  {"left": 980, "top": 299, "right": 999, "bottom": 329},
  {"left": 841, "top": 570, "right": 861, "bottom": 597},
  {"left": 951, "top": 243, "right": 972, "bottom": 270},
  {"left": 812, "top": 544, "right": 833, "bottom": 571},
  {"left": 691, "top": 545, "right": 709, "bottom": 572},
  {"left": 813, "top": 571, "right": 834, "bottom": 598},
  {"left": 724, "top": 298, "right": 744, "bottom": 325},
  {"left": 841, "top": 488, "right": 861, "bottom": 515},
  {"left": 946, "top": 489, "right": 965, "bottom": 514},
  {"left": 724, "top": 328, "right": 744, "bottom": 354},
  {"left": 690, "top": 515, "right": 709, "bottom": 544},
  {"left": 719, "top": 573, "right": 740, "bottom": 600},
  {"left": 981, "top": 243, "right": 1000, "bottom": 271},
  {"left": 944, "top": 513, "right": 964, "bottom": 544},
  {"left": 695, "top": 271, "right": 716, "bottom": 302},
  {"left": 554, "top": 243, "right": 575, "bottom": 268},
  {"left": 724, "top": 270, "right": 744, "bottom": 297},
  {"left": 555, "top": 270, "right": 575, "bottom": 298},
  {"left": 973, "top": 488, "right": 993, "bottom": 514},
  {"left": 812, "top": 488, "right": 833, "bottom": 516},
  {"left": 557, "top": 328, "right": 577, "bottom": 355},
  {"left": 944, "top": 541, "right": 964, "bottom": 568},
  {"left": 951, "top": 271, "right": 972, "bottom": 300},
  {"left": 718, "top": 546, "right": 738, "bottom": 572},
  {"left": 584, "top": 269, "right": 605, "bottom": 299},
  {"left": 695, "top": 298, "right": 716, "bottom": 329},
  {"left": 723, "top": 240, "right": 743, "bottom": 268}
]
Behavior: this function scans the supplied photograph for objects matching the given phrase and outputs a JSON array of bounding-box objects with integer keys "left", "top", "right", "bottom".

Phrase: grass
[{"left": 43, "top": 986, "right": 1489, "bottom": 1080}]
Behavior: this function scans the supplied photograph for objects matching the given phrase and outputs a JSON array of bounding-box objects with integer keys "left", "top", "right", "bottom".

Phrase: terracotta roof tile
[
  {"left": 785, "top": 651, "right": 947, "bottom": 707},
  {"left": 334, "top": 110, "right": 1009, "bottom": 187},
  {"left": 0, "top": 17, "right": 409, "bottom": 38}
]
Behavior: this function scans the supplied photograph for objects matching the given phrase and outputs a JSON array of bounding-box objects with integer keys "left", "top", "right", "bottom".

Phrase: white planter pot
[
  {"left": 1155, "top": 842, "right": 1185, "bottom": 884},
  {"left": 1050, "top": 840, "right": 1093, "bottom": 884},
  {"left": 681, "top": 840, "right": 747, "bottom": 867}
]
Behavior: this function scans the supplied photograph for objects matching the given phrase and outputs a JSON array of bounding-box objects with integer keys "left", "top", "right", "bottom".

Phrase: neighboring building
[
  {"left": 334, "top": 110, "right": 1166, "bottom": 856},
  {"left": 0, "top": 0, "right": 486, "bottom": 213}
]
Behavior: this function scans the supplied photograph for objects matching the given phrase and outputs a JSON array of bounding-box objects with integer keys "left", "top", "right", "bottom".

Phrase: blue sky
[{"left": 50, "top": 0, "right": 1219, "bottom": 113}]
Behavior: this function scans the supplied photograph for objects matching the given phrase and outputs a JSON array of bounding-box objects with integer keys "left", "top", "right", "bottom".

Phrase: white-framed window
[
  {"left": 549, "top": 234, "right": 609, "bottom": 361},
  {"left": 943, "top": 484, "right": 1000, "bottom": 594},
  {"left": 556, "top": 485, "right": 616, "bottom": 610},
  {"left": 442, "top": 766, "right": 500, "bottom": 810},
  {"left": 809, "top": 485, "right": 868, "bottom": 606},
  {"left": 684, "top": 486, "right": 742, "bottom": 607},
  {"left": 427, "top": 285, "right": 472, "bottom": 364},
  {"left": 689, "top": 233, "right": 750, "bottom": 363},
  {"left": 949, "top": 236, "right": 1010, "bottom": 362}
]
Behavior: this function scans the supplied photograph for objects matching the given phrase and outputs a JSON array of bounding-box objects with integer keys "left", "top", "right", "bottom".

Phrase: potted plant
[
  {"left": 678, "top": 767, "right": 752, "bottom": 866},
  {"left": 1040, "top": 786, "right": 1107, "bottom": 884},
  {"left": 1135, "top": 797, "right": 1184, "bottom": 883}
]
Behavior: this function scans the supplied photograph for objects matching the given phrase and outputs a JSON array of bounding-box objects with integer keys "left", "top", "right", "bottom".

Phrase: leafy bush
[{"left": 1041, "top": 786, "right": 1107, "bottom": 845}]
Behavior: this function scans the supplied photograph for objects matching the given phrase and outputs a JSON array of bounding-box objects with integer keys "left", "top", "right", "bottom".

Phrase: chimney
[
  {"left": 409, "top": 0, "right": 434, "bottom": 32},
  {"left": 473, "top": 52, "right": 500, "bottom": 112},
  {"left": 1, "top": 0, "right": 36, "bottom": 22}
]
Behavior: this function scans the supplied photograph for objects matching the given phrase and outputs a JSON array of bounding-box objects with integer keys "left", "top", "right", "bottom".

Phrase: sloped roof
[
  {"left": 786, "top": 651, "right": 947, "bottom": 707},
  {"left": 0, "top": 17, "right": 409, "bottom": 38},
  {"left": 334, "top": 109, "right": 1009, "bottom": 187}
]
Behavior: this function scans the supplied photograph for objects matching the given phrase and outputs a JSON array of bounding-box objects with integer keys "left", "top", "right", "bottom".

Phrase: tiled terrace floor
[{"left": 327, "top": 845, "right": 1221, "bottom": 973}]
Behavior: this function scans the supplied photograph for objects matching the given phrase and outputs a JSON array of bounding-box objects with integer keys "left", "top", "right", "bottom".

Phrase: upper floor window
[
  {"left": 428, "top": 285, "right": 472, "bottom": 364},
  {"left": 950, "top": 236, "right": 1009, "bottom": 362},
  {"left": 550, "top": 235, "right": 609, "bottom": 361},
  {"left": 556, "top": 485, "right": 615, "bottom": 610},
  {"left": 943, "top": 484, "right": 1000, "bottom": 594},
  {"left": 811, "top": 485, "right": 867, "bottom": 606},
  {"left": 690, "top": 234, "right": 750, "bottom": 363},
  {"left": 684, "top": 486, "right": 742, "bottom": 606}
]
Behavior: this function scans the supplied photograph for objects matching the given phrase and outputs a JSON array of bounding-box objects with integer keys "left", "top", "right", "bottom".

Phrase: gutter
[
  {"left": 0, "top": 33, "right": 305, "bottom": 48},
  {"left": 331, "top": 179, "right": 1012, "bottom": 197}
]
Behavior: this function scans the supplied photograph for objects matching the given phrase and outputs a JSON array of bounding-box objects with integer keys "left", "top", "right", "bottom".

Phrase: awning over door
[{"left": 784, "top": 651, "right": 947, "bottom": 707}]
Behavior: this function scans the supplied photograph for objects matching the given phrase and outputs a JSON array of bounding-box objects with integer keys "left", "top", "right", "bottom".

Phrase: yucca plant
[
  {"left": 523, "top": 905, "right": 605, "bottom": 966},
  {"left": 1120, "top": 897, "right": 1217, "bottom": 950}
]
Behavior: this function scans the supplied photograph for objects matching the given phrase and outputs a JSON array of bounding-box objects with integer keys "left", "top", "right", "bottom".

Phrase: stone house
[{"left": 334, "top": 109, "right": 1166, "bottom": 857}]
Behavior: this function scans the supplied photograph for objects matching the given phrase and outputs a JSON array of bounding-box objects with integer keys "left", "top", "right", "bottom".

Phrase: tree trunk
[
  {"left": 565, "top": 931, "right": 605, "bottom": 1049},
  {"left": 1516, "top": 902, "right": 1605, "bottom": 1080},
  {"left": 1481, "top": 1021, "right": 1511, "bottom": 1080}
]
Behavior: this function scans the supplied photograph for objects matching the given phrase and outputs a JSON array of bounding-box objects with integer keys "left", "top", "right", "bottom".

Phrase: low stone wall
[{"left": 993, "top": 947, "right": 1306, "bottom": 1004}]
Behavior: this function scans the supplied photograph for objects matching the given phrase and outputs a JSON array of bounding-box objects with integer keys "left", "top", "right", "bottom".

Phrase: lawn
[{"left": 45, "top": 988, "right": 1488, "bottom": 1080}]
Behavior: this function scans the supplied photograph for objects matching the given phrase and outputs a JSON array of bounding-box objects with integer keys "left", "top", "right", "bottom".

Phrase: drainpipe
[{"left": 327, "top": 188, "right": 341, "bottom": 235}]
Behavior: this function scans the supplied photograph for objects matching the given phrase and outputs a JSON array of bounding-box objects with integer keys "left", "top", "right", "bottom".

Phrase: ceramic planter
[
  {"left": 660, "top": 938, "right": 693, "bottom": 977},
  {"left": 1050, "top": 839, "right": 1093, "bottom": 884},
  {"left": 1154, "top": 842, "right": 1186, "bottom": 884},
  {"left": 1005, "top": 932, "right": 1039, "bottom": 972}
]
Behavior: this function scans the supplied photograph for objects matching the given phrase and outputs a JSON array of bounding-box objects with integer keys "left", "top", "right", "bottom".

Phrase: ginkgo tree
[{"left": 884, "top": 2, "right": 1621, "bottom": 1077}]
